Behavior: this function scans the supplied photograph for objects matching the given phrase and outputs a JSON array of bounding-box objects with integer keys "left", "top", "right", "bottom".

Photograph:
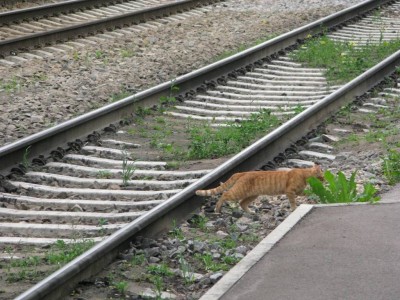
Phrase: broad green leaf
[
  {"left": 324, "top": 170, "right": 337, "bottom": 195},
  {"left": 307, "top": 170, "right": 380, "bottom": 204}
]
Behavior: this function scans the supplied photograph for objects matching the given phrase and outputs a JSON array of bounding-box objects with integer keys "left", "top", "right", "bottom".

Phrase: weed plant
[
  {"left": 383, "top": 150, "right": 400, "bottom": 185},
  {"left": 130, "top": 254, "right": 146, "bottom": 266},
  {"left": 222, "top": 256, "right": 240, "bottom": 265},
  {"left": 159, "top": 82, "right": 179, "bottom": 111},
  {"left": 22, "top": 146, "right": 31, "bottom": 170},
  {"left": 121, "top": 48, "right": 135, "bottom": 58},
  {"left": 195, "top": 253, "right": 230, "bottom": 272},
  {"left": 169, "top": 220, "right": 185, "bottom": 241},
  {"left": 151, "top": 275, "right": 164, "bottom": 300},
  {"left": 1, "top": 77, "right": 21, "bottom": 93},
  {"left": 113, "top": 281, "right": 128, "bottom": 294},
  {"left": 147, "top": 264, "right": 174, "bottom": 277},
  {"left": 292, "top": 36, "right": 400, "bottom": 83},
  {"left": 45, "top": 239, "right": 95, "bottom": 265},
  {"left": 190, "top": 215, "right": 209, "bottom": 231},
  {"left": 121, "top": 151, "right": 135, "bottom": 186},
  {"left": 135, "top": 106, "right": 153, "bottom": 118},
  {"left": 219, "top": 236, "right": 237, "bottom": 249},
  {"left": 307, "top": 170, "right": 380, "bottom": 204},
  {"left": 5, "top": 239, "right": 95, "bottom": 282},
  {"left": 96, "top": 170, "right": 112, "bottom": 179},
  {"left": 178, "top": 255, "right": 195, "bottom": 285},
  {"left": 188, "top": 109, "right": 280, "bottom": 159}
]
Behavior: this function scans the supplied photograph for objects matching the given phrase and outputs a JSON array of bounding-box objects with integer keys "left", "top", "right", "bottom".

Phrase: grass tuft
[
  {"left": 292, "top": 36, "right": 400, "bottom": 83},
  {"left": 383, "top": 149, "right": 400, "bottom": 185},
  {"left": 188, "top": 109, "right": 280, "bottom": 159}
]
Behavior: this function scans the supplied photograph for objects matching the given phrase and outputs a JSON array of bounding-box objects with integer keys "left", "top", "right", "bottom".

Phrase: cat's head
[{"left": 312, "top": 164, "right": 324, "bottom": 181}]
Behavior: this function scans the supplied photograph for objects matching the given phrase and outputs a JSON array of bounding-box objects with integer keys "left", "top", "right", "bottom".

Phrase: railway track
[
  {"left": 0, "top": 0, "right": 399, "bottom": 298},
  {"left": 0, "top": 0, "right": 222, "bottom": 61},
  {"left": 0, "top": 0, "right": 72, "bottom": 11}
]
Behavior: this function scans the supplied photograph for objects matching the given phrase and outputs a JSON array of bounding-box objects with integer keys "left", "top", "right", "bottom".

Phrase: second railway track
[
  {"left": 1, "top": 0, "right": 400, "bottom": 299},
  {"left": 0, "top": 0, "right": 222, "bottom": 60}
]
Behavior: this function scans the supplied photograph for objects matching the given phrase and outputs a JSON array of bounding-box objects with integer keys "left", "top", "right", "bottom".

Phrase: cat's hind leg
[
  {"left": 215, "top": 191, "right": 236, "bottom": 213},
  {"left": 286, "top": 191, "right": 297, "bottom": 211},
  {"left": 239, "top": 196, "right": 257, "bottom": 213}
]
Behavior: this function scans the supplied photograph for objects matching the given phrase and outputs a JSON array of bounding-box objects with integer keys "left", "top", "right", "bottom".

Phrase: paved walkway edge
[
  {"left": 199, "top": 204, "right": 314, "bottom": 300},
  {"left": 200, "top": 194, "right": 400, "bottom": 300}
]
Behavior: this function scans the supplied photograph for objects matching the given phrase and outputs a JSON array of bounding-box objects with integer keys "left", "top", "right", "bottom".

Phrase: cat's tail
[{"left": 195, "top": 173, "right": 243, "bottom": 196}]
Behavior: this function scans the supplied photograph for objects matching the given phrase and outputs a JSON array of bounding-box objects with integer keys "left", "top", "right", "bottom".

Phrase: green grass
[
  {"left": 130, "top": 254, "right": 146, "bottom": 266},
  {"left": 6, "top": 268, "right": 43, "bottom": 283},
  {"left": 219, "top": 236, "right": 237, "bottom": 249},
  {"left": 190, "top": 215, "right": 209, "bottom": 231},
  {"left": 383, "top": 150, "right": 400, "bottom": 185},
  {"left": 150, "top": 275, "right": 164, "bottom": 299},
  {"left": 147, "top": 264, "right": 174, "bottom": 277},
  {"left": 4, "top": 239, "right": 95, "bottom": 283},
  {"left": 94, "top": 50, "right": 105, "bottom": 59},
  {"left": 165, "top": 161, "right": 181, "bottom": 170},
  {"left": 292, "top": 36, "right": 400, "bottom": 83},
  {"left": 121, "top": 48, "right": 136, "bottom": 58},
  {"left": 9, "top": 256, "right": 40, "bottom": 268},
  {"left": 188, "top": 109, "right": 280, "bottom": 159},
  {"left": 121, "top": 152, "right": 135, "bottom": 186},
  {"left": 21, "top": 146, "right": 31, "bottom": 170},
  {"left": 113, "top": 281, "right": 128, "bottom": 294},
  {"left": 239, "top": 233, "right": 260, "bottom": 243},
  {"left": 96, "top": 170, "right": 112, "bottom": 179},
  {"left": 135, "top": 106, "right": 153, "bottom": 118},
  {"left": 194, "top": 253, "right": 230, "bottom": 272},
  {"left": 169, "top": 220, "right": 185, "bottom": 241},
  {"left": 178, "top": 255, "right": 195, "bottom": 285},
  {"left": 222, "top": 256, "right": 240, "bottom": 265},
  {"left": 0, "top": 77, "right": 21, "bottom": 92},
  {"left": 45, "top": 239, "right": 95, "bottom": 265}
]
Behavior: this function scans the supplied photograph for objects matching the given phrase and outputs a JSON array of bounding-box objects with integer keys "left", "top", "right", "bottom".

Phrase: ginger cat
[{"left": 196, "top": 164, "right": 323, "bottom": 213}]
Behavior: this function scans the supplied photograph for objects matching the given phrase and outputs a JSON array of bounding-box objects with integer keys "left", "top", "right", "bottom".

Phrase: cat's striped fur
[{"left": 196, "top": 164, "right": 323, "bottom": 213}]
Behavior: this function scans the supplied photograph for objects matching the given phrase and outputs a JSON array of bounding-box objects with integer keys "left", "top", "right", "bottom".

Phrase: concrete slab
[{"left": 201, "top": 184, "right": 400, "bottom": 300}]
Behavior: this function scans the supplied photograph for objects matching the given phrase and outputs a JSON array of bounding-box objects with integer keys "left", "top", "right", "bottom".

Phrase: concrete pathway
[{"left": 200, "top": 184, "right": 400, "bottom": 300}]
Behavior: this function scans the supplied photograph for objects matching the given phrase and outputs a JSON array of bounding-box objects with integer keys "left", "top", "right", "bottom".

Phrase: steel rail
[
  {"left": 0, "top": 0, "right": 220, "bottom": 58},
  {"left": 0, "top": 0, "right": 141, "bottom": 25},
  {"left": 0, "top": 0, "right": 391, "bottom": 176},
  {"left": 12, "top": 1, "right": 399, "bottom": 298},
  {"left": 0, "top": 0, "right": 24, "bottom": 5}
]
